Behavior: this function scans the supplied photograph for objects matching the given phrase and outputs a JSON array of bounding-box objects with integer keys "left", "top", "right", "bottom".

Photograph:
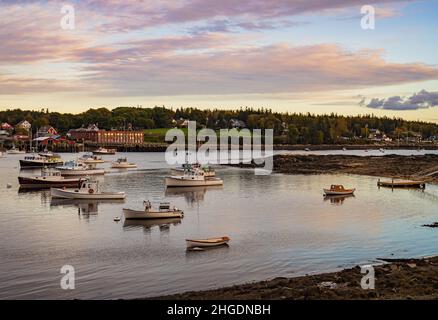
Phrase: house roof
[{"left": 1, "top": 122, "right": 13, "bottom": 129}]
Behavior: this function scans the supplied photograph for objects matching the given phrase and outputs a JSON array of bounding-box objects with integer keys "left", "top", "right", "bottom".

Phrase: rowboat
[
  {"left": 165, "top": 169, "right": 223, "bottom": 187},
  {"left": 123, "top": 201, "right": 183, "bottom": 219},
  {"left": 323, "top": 185, "right": 355, "bottom": 196},
  {"left": 111, "top": 157, "right": 137, "bottom": 169},
  {"left": 93, "top": 147, "right": 116, "bottom": 155},
  {"left": 186, "top": 236, "right": 230, "bottom": 248},
  {"left": 56, "top": 160, "right": 105, "bottom": 176},
  {"left": 377, "top": 179, "right": 426, "bottom": 189},
  {"left": 51, "top": 179, "right": 126, "bottom": 199},
  {"left": 18, "top": 168, "right": 82, "bottom": 189}
]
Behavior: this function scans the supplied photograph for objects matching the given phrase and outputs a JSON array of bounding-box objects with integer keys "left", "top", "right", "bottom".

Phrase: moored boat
[
  {"left": 56, "top": 160, "right": 105, "bottom": 176},
  {"left": 78, "top": 153, "right": 105, "bottom": 164},
  {"left": 6, "top": 145, "right": 26, "bottom": 154},
  {"left": 93, "top": 147, "right": 116, "bottom": 155},
  {"left": 186, "top": 236, "right": 230, "bottom": 248},
  {"left": 111, "top": 157, "right": 137, "bottom": 169},
  {"left": 51, "top": 179, "right": 125, "bottom": 199},
  {"left": 165, "top": 169, "right": 223, "bottom": 187},
  {"left": 18, "top": 167, "right": 82, "bottom": 189},
  {"left": 171, "top": 163, "right": 215, "bottom": 177},
  {"left": 20, "top": 154, "right": 63, "bottom": 168},
  {"left": 323, "top": 185, "right": 355, "bottom": 196},
  {"left": 38, "top": 149, "right": 59, "bottom": 158},
  {"left": 377, "top": 179, "right": 426, "bottom": 189},
  {"left": 123, "top": 200, "right": 183, "bottom": 219}
]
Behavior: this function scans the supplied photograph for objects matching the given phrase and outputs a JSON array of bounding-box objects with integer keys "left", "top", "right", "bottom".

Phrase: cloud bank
[{"left": 361, "top": 90, "right": 438, "bottom": 110}]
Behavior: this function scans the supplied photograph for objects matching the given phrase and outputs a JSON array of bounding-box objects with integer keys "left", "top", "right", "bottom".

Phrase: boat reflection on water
[
  {"left": 18, "top": 188, "right": 51, "bottom": 204},
  {"left": 323, "top": 194, "right": 355, "bottom": 205},
  {"left": 123, "top": 217, "right": 182, "bottom": 232},
  {"left": 165, "top": 186, "right": 223, "bottom": 204},
  {"left": 50, "top": 198, "right": 125, "bottom": 216}
]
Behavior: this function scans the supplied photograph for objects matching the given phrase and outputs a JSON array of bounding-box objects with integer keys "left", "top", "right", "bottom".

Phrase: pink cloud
[{"left": 79, "top": 43, "right": 438, "bottom": 96}]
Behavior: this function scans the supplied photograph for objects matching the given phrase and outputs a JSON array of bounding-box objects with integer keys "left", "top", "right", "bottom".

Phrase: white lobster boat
[
  {"left": 186, "top": 236, "right": 230, "bottom": 248},
  {"left": 171, "top": 163, "right": 215, "bottom": 177},
  {"left": 165, "top": 169, "right": 223, "bottom": 187},
  {"left": 93, "top": 147, "right": 116, "bottom": 155},
  {"left": 79, "top": 153, "right": 105, "bottom": 164},
  {"left": 111, "top": 157, "right": 137, "bottom": 169},
  {"left": 56, "top": 160, "right": 105, "bottom": 176},
  {"left": 51, "top": 179, "right": 126, "bottom": 199},
  {"left": 123, "top": 201, "right": 183, "bottom": 219}
]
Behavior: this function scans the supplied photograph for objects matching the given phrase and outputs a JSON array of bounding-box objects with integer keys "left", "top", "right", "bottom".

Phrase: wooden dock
[{"left": 377, "top": 179, "right": 426, "bottom": 189}]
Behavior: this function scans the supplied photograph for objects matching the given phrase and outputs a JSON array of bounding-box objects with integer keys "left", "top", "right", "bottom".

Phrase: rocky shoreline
[
  {"left": 242, "top": 154, "right": 438, "bottom": 183},
  {"left": 152, "top": 256, "right": 438, "bottom": 300}
]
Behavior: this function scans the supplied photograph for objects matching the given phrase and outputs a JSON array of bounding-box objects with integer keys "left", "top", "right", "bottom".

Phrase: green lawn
[{"left": 144, "top": 128, "right": 260, "bottom": 143}]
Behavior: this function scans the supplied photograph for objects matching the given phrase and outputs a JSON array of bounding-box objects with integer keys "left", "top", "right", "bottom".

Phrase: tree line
[{"left": 1, "top": 106, "right": 438, "bottom": 144}]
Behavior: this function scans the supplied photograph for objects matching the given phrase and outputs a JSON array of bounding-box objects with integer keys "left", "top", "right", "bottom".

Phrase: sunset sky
[{"left": 1, "top": 0, "right": 438, "bottom": 121}]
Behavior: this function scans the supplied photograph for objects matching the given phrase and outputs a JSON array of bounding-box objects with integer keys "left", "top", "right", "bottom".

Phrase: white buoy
[{"left": 114, "top": 216, "right": 121, "bottom": 222}]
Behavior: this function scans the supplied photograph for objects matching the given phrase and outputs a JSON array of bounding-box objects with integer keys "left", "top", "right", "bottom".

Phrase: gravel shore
[{"left": 152, "top": 256, "right": 438, "bottom": 300}]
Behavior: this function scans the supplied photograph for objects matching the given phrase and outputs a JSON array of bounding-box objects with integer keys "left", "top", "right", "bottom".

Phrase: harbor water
[{"left": 0, "top": 151, "right": 438, "bottom": 299}]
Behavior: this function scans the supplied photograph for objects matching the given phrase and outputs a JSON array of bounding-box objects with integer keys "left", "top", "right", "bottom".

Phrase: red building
[{"left": 68, "top": 125, "right": 143, "bottom": 145}]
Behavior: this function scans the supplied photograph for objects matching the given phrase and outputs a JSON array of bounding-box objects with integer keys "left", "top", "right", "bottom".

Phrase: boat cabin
[
  {"left": 328, "top": 185, "right": 347, "bottom": 191},
  {"left": 159, "top": 202, "right": 171, "bottom": 210},
  {"left": 41, "top": 168, "right": 62, "bottom": 177},
  {"left": 79, "top": 180, "right": 99, "bottom": 193}
]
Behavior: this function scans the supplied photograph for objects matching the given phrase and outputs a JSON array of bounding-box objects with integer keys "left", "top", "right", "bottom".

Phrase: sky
[{"left": 1, "top": 0, "right": 438, "bottom": 121}]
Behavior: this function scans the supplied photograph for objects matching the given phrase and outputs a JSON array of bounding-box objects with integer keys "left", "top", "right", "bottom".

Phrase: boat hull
[
  {"left": 51, "top": 188, "right": 125, "bottom": 199},
  {"left": 165, "top": 176, "right": 223, "bottom": 187},
  {"left": 18, "top": 176, "right": 81, "bottom": 189},
  {"left": 323, "top": 189, "right": 355, "bottom": 196},
  {"left": 123, "top": 208, "right": 183, "bottom": 219},
  {"left": 81, "top": 159, "right": 105, "bottom": 164},
  {"left": 112, "top": 163, "right": 137, "bottom": 169},
  {"left": 20, "top": 160, "right": 63, "bottom": 168},
  {"left": 186, "top": 237, "right": 230, "bottom": 248},
  {"left": 58, "top": 169, "right": 105, "bottom": 176},
  {"left": 377, "top": 180, "right": 426, "bottom": 189}
]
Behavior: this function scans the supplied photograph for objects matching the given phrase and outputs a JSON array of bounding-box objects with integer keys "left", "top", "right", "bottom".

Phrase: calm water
[{"left": 1, "top": 151, "right": 438, "bottom": 299}]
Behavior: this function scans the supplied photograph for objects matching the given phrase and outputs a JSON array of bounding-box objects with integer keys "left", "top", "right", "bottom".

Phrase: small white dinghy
[
  {"left": 123, "top": 200, "right": 183, "bottom": 219},
  {"left": 323, "top": 185, "right": 355, "bottom": 196},
  {"left": 51, "top": 179, "right": 126, "bottom": 199},
  {"left": 186, "top": 236, "right": 230, "bottom": 249}
]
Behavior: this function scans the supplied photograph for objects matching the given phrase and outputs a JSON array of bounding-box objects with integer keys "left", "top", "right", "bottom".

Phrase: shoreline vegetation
[
  {"left": 2, "top": 107, "right": 438, "bottom": 148},
  {"left": 152, "top": 256, "right": 438, "bottom": 300}
]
